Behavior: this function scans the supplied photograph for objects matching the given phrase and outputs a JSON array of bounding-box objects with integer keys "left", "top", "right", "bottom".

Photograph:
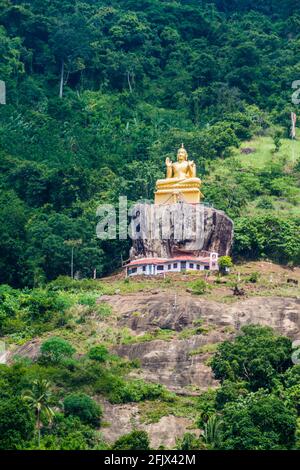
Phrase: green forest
[
  {"left": 1, "top": 0, "right": 300, "bottom": 286},
  {"left": 1, "top": 0, "right": 300, "bottom": 452}
]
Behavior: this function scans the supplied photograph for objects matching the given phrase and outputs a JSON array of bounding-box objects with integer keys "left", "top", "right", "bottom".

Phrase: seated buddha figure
[{"left": 154, "top": 144, "right": 202, "bottom": 204}]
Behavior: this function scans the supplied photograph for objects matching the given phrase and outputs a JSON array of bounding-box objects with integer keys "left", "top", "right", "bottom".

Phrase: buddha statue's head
[{"left": 177, "top": 144, "right": 188, "bottom": 162}]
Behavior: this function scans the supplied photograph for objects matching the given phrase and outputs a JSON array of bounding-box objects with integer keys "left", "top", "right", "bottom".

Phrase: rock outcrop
[
  {"left": 100, "top": 400, "right": 199, "bottom": 448},
  {"left": 113, "top": 293, "right": 300, "bottom": 338},
  {"left": 9, "top": 292, "right": 300, "bottom": 393},
  {"left": 99, "top": 292, "right": 300, "bottom": 394},
  {"left": 129, "top": 202, "right": 234, "bottom": 259},
  {"left": 7, "top": 283, "right": 300, "bottom": 448},
  {"left": 97, "top": 287, "right": 300, "bottom": 445}
]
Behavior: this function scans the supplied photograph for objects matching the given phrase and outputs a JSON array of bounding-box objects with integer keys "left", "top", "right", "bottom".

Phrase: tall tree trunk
[
  {"left": 59, "top": 61, "right": 64, "bottom": 99},
  {"left": 71, "top": 246, "right": 74, "bottom": 279},
  {"left": 127, "top": 71, "right": 132, "bottom": 93}
]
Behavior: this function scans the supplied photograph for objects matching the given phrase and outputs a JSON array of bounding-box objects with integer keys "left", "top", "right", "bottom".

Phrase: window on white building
[
  {"left": 129, "top": 267, "right": 137, "bottom": 274},
  {"left": 157, "top": 265, "right": 164, "bottom": 271}
]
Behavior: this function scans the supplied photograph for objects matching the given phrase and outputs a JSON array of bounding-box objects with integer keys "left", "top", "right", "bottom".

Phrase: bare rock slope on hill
[
  {"left": 100, "top": 292, "right": 300, "bottom": 393},
  {"left": 8, "top": 264, "right": 300, "bottom": 448},
  {"left": 97, "top": 289, "right": 300, "bottom": 446}
]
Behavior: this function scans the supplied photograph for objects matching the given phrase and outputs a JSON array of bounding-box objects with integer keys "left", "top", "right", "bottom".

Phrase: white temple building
[{"left": 125, "top": 252, "right": 219, "bottom": 277}]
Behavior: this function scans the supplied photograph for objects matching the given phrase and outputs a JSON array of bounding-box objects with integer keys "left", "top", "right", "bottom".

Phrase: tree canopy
[{"left": 1, "top": 0, "right": 300, "bottom": 285}]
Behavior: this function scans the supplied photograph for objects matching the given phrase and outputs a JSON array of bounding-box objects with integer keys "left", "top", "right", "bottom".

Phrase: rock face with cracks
[
  {"left": 97, "top": 292, "right": 300, "bottom": 394},
  {"left": 7, "top": 271, "right": 300, "bottom": 449},
  {"left": 129, "top": 203, "right": 234, "bottom": 259},
  {"left": 100, "top": 400, "right": 199, "bottom": 448},
  {"left": 9, "top": 291, "right": 300, "bottom": 393},
  {"left": 97, "top": 290, "right": 300, "bottom": 447}
]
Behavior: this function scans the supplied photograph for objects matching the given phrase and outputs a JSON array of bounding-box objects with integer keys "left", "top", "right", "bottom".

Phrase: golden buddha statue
[{"left": 154, "top": 144, "right": 203, "bottom": 204}]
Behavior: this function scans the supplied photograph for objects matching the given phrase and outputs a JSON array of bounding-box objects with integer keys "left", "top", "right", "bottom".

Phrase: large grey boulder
[{"left": 129, "top": 202, "right": 234, "bottom": 259}]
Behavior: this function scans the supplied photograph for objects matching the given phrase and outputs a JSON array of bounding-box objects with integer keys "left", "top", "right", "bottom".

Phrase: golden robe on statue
[{"left": 154, "top": 144, "right": 203, "bottom": 205}]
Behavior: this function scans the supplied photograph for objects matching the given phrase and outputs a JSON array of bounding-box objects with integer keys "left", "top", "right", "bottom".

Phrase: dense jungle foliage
[
  {"left": 1, "top": 0, "right": 300, "bottom": 286},
  {"left": 0, "top": 321, "right": 299, "bottom": 450},
  {"left": 1, "top": 1, "right": 300, "bottom": 451}
]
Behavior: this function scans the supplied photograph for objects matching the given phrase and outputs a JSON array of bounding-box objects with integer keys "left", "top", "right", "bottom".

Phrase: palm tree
[
  {"left": 203, "top": 415, "right": 223, "bottom": 449},
  {"left": 22, "top": 378, "right": 55, "bottom": 448}
]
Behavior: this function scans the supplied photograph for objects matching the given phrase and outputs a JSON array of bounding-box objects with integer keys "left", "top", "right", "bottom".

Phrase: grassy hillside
[
  {"left": 237, "top": 136, "right": 300, "bottom": 217},
  {"left": 206, "top": 134, "right": 300, "bottom": 217},
  {"left": 1, "top": 0, "right": 300, "bottom": 286},
  {"left": 1, "top": 262, "right": 300, "bottom": 449},
  {"left": 3, "top": 261, "right": 300, "bottom": 348},
  {"left": 237, "top": 136, "right": 300, "bottom": 169}
]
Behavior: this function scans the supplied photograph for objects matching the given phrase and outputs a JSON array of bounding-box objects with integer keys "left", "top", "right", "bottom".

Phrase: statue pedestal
[{"left": 154, "top": 178, "right": 203, "bottom": 204}]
